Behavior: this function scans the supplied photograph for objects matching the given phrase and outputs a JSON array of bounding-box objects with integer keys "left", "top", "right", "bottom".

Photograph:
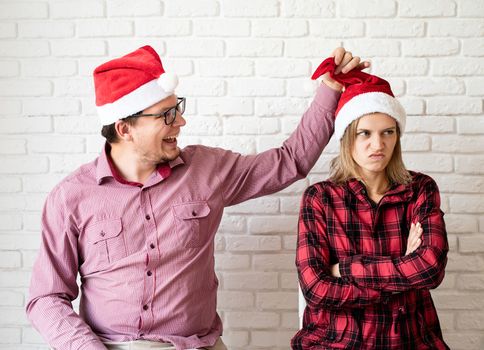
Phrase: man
[{"left": 26, "top": 45, "right": 367, "bottom": 350}]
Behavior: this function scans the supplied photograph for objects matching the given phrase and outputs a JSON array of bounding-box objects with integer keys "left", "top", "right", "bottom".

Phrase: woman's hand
[
  {"left": 321, "top": 47, "right": 371, "bottom": 92},
  {"left": 330, "top": 263, "right": 341, "bottom": 278},
  {"left": 405, "top": 222, "right": 423, "bottom": 255}
]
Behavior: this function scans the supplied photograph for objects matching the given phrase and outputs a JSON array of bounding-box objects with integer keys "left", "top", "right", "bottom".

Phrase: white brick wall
[{"left": 0, "top": 1, "right": 483, "bottom": 349}]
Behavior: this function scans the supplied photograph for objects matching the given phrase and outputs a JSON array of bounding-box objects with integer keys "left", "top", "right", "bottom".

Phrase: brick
[
  {"left": 21, "top": 59, "right": 77, "bottom": 77},
  {"left": 218, "top": 215, "right": 247, "bottom": 234},
  {"left": 0, "top": 23, "right": 16, "bottom": 38},
  {"left": 444, "top": 214, "right": 478, "bottom": 234},
  {"left": 166, "top": 0, "right": 219, "bottom": 16},
  {"left": 227, "top": 39, "right": 283, "bottom": 57},
  {"left": 28, "top": 136, "right": 85, "bottom": 154},
  {"left": 456, "top": 312, "right": 484, "bottom": 330},
  {"left": 163, "top": 59, "right": 193, "bottom": 76},
  {"left": 283, "top": 234, "right": 298, "bottom": 250},
  {"left": 429, "top": 20, "right": 484, "bottom": 37},
  {"left": 0, "top": 2, "right": 48, "bottom": 19},
  {"left": 279, "top": 180, "right": 309, "bottom": 195},
  {"left": 343, "top": 39, "right": 400, "bottom": 57},
  {"left": 456, "top": 274, "right": 484, "bottom": 290},
  {"left": 399, "top": 0, "right": 455, "bottom": 17},
  {"left": 433, "top": 58, "right": 484, "bottom": 76},
  {"left": 253, "top": 254, "right": 296, "bottom": 270},
  {"left": 280, "top": 196, "right": 301, "bottom": 214},
  {"left": 51, "top": 0, "right": 105, "bottom": 19},
  {"left": 459, "top": 235, "right": 484, "bottom": 253},
  {"left": 201, "top": 136, "right": 256, "bottom": 155},
  {"left": 457, "top": 116, "right": 484, "bottom": 135},
  {"left": 367, "top": 20, "right": 425, "bottom": 38},
  {"left": 0, "top": 41, "right": 49, "bottom": 58},
  {"left": 432, "top": 135, "right": 484, "bottom": 153},
  {"left": 23, "top": 212, "right": 42, "bottom": 231},
  {"left": 0, "top": 156, "right": 48, "bottom": 174},
  {"left": 462, "top": 38, "right": 484, "bottom": 56},
  {"left": 435, "top": 174, "right": 484, "bottom": 193},
  {"left": 398, "top": 98, "right": 424, "bottom": 115},
  {"left": 405, "top": 116, "right": 455, "bottom": 133},
  {"left": 215, "top": 254, "right": 250, "bottom": 270},
  {"left": 0, "top": 214, "right": 22, "bottom": 231},
  {"left": 257, "top": 135, "right": 286, "bottom": 151},
  {"left": 0, "top": 307, "right": 29, "bottom": 325},
  {"left": 407, "top": 78, "right": 465, "bottom": 96},
  {"left": 198, "top": 97, "right": 253, "bottom": 116},
  {"left": 0, "top": 271, "right": 31, "bottom": 288},
  {"left": 0, "top": 80, "right": 51, "bottom": 97},
  {"left": 183, "top": 116, "right": 222, "bottom": 136},
  {"left": 168, "top": 40, "right": 224, "bottom": 57},
  {"left": 436, "top": 311, "right": 454, "bottom": 331},
  {"left": 249, "top": 217, "right": 297, "bottom": 234},
  {"left": 427, "top": 98, "right": 482, "bottom": 115},
  {"left": 400, "top": 134, "right": 430, "bottom": 152},
  {"left": 218, "top": 291, "right": 254, "bottom": 309},
  {"left": 0, "top": 100, "right": 21, "bottom": 115},
  {"left": 54, "top": 116, "right": 100, "bottom": 134},
  {"left": 285, "top": 39, "right": 341, "bottom": 58},
  {"left": 371, "top": 58, "right": 428, "bottom": 76},
  {"left": 339, "top": 0, "right": 396, "bottom": 18},
  {"left": 49, "top": 154, "right": 95, "bottom": 173},
  {"left": 220, "top": 331, "right": 249, "bottom": 348},
  {"left": 107, "top": 40, "right": 165, "bottom": 57},
  {"left": 0, "top": 234, "right": 40, "bottom": 250},
  {"left": 439, "top": 273, "right": 456, "bottom": 290},
  {"left": 0, "top": 327, "right": 21, "bottom": 344},
  {"left": 281, "top": 272, "right": 298, "bottom": 290},
  {"left": 223, "top": 0, "right": 279, "bottom": 17},
  {"left": 282, "top": 312, "right": 298, "bottom": 329},
  {"left": 444, "top": 333, "right": 484, "bottom": 350},
  {"left": 432, "top": 291, "right": 484, "bottom": 310},
  {"left": 251, "top": 330, "right": 295, "bottom": 347},
  {"left": 228, "top": 79, "right": 285, "bottom": 97},
  {"left": 0, "top": 291, "right": 23, "bottom": 306},
  {"left": 224, "top": 117, "right": 279, "bottom": 135},
  {"left": 449, "top": 195, "right": 484, "bottom": 214},
  {"left": 107, "top": 0, "right": 162, "bottom": 17},
  {"left": 455, "top": 155, "right": 484, "bottom": 175},
  {"left": 194, "top": 19, "right": 250, "bottom": 37},
  {"left": 21, "top": 326, "right": 45, "bottom": 344},
  {"left": 256, "top": 98, "right": 308, "bottom": 116},
  {"left": 135, "top": 19, "right": 191, "bottom": 37},
  {"left": 54, "top": 78, "right": 92, "bottom": 97},
  {"left": 403, "top": 154, "right": 453, "bottom": 173},
  {"left": 18, "top": 21, "right": 74, "bottom": 38},
  {"left": 0, "top": 251, "right": 21, "bottom": 268},
  {"left": 403, "top": 39, "right": 459, "bottom": 57},
  {"left": 311, "top": 20, "right": 364, "bottom": 38},
  {"left": 253, "top": 19, "right": 308, "bottom": 37},
  {"left": 459, "top": 0, "right": 484, "bottom": 17},
  {"left": 0, "top": 60, "right": 19, "bottom": 77},
  {"left": 178, "top": 78, "right": 225, "bottom": 96},
  {"left": 23, "top": 98, "right": 80, "bottom": 116},
  {"left": 224, "top": 272, "right": 278, "bottom": 290},
  {"left": 199, "top": 59, "right": 254, "bottom": 77},
  {"left": 0, "top": 139, "right": 26, "bottom": 154},
  {"left": 225, "top": 235, "right": 281, "bottom": 251},
  {"left": 282, "top": 0, "right": 334, "bottom": 17},
  {"left": 78, "top": 20, "right": 133, "bottom": 37},
  {"left": 225, "top": 311, "right": 279, "bottom": 328},
  {"left": 0, "top": 177, "right": 22, "bottom": 193},
  {"left": 51, "top": 40, "right": 106, "bottom": 57}
]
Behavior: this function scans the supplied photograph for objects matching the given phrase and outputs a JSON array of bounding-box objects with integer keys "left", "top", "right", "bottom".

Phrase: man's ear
[{"left": 114, "top": 120, "right": 133, "bottom": 142}]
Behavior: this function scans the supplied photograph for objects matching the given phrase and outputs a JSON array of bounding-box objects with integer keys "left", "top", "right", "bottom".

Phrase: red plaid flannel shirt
[{"left": 292, "top": 172, "right": 449, "bottom": 349}]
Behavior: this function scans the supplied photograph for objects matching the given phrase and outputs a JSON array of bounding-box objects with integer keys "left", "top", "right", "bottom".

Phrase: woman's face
[{"left": 351, "top": 113, "right": 398, "bottom": 178}]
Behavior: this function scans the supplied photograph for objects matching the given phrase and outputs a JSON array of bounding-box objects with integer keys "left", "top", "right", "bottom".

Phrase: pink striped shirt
[{"left": 26, "top": 85, "right": 339, "bottom": 350}]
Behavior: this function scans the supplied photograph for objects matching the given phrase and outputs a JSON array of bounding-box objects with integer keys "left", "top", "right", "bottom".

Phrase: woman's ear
[{"left": 114, "top": 120, "right": 133, "bottom": 142}]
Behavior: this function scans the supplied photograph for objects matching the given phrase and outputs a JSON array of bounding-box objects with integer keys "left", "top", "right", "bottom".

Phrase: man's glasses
[{"left": 131, "top": 97, "right": 186, "bottom": 125}]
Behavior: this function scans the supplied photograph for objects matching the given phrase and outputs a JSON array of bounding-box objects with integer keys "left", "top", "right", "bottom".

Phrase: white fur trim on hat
[
  {"left": 334, "top": 92, "right": 406, "bottom": 140},
  {"left": 96, "top": 75, "right": 179, "bottom": 126}
]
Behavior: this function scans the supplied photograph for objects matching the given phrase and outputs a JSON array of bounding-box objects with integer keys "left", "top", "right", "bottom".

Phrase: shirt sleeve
[
  {"left": 25, "top": 187, "right": 107, "bottom": 350},
  {"left": 216, "top": 84, "right": 340, "bottom": 207},
  {"left": 339, "top": 176, "right": 449, "bottom": 292},
  {"left": 297, "top": 185, "right": 388, "bottom": 310}
]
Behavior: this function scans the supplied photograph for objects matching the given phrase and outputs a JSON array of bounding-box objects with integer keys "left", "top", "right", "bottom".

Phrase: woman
[{"left": 292, "top": 58, "right": 449, "bottom": 349}]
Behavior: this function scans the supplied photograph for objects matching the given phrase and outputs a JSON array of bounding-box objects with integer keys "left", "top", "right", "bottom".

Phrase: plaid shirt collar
[{"left": 345, "top": 177, "right": 414, "bottom": 206}]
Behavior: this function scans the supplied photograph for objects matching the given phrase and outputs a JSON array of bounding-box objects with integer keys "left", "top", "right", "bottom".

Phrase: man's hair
[
  {"left": 329, "top": 115, "right": 412, "bottom": 185},
  {"left": 101, "top": 114, "right": 139, "bottom": 144}
]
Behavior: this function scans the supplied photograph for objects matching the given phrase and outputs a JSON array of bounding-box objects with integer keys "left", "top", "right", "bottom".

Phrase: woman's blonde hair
[{"left": 329, "top": 115, "right": 412, "bottom": 185}]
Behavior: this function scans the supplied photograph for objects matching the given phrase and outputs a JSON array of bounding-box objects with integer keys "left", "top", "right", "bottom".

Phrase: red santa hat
[
  {"left": 312, "top": 57, "right": 406, "bottom": 140},
  {"left": 93, "top": 45, "right": 178, "bottom": 125}
]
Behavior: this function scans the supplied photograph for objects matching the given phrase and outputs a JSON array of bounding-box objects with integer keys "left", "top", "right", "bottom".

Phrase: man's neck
[{"left": 109, "top": 144, "right": 157, "bottom": 185}]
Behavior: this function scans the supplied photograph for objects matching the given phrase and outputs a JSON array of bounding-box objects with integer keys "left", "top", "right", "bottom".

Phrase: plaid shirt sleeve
[
  {"left": 297, "top": 185, "right": 388, "bottom": 310},
  {"left": 339, "top": 176, "right": 449, "bottom": 292}
]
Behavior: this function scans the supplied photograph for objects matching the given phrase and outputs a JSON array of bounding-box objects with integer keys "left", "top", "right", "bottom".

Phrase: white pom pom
[{"left": 157, "top": 72, "right": 178, "bottom": 93}]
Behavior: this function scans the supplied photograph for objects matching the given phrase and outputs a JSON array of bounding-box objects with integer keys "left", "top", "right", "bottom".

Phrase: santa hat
[
  {"left": 312, "top": 57, "right": 406, "bottom": 140},
  {"left": 93, "top": 45, "right": 178, "bottom": 125}
]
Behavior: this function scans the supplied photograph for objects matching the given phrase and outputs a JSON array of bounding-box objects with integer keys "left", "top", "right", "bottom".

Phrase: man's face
[{"left": 128, "top": 95, "right": 186, "bottom": 164}]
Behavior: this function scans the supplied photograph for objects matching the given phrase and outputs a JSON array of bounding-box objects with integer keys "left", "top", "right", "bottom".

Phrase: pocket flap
[
  {"left": 172, "top": 202, "right": 210, "bottom": 220},
  {"left": 87, "top": 218, "right": 123, "bottom": 244}
]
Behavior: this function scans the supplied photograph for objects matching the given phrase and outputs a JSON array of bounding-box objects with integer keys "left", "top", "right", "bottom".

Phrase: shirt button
[
  {"left": 143, "top": 305, "right": 149, "bottom": 311},
  {"left": 150, "top": 243, "right": 155, "bottom": 249},
  {"left": 192, "top": 211, "right": 197, "bottom": 216},
  {"left": 145, "top": 214, "right": 151, "bottom": 220},
  {"left": 361, "top": 189, "right": 366, "bottom": 195},
  {"left": 147, "top": 271, "right": 152, "bottom": 276}
]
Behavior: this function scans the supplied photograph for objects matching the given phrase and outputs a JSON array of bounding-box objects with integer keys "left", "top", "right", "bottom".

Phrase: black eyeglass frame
[{"left": 131, "top": 97, "right": 186, "bottom": 125}]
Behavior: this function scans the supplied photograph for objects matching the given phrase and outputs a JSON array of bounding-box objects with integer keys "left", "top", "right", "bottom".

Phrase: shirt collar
[
  {"left": 346, "top": 177, "right": 412, "bottom": 202},
  {"left": 96, "top": 142, "right": 184, "bottom": 186}
]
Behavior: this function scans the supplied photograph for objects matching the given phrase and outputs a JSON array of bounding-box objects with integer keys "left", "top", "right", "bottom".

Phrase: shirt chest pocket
[
  {"left": 172, "top": 202, "right": 211, "bottom": 248},
  {"left": 86, "top": 218, "right": 127, "bottom": 269}
]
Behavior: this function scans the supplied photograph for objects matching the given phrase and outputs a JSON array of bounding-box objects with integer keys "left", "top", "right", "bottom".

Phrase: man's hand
[
  {"left": 321, "top": 47, "right": 371, "bottom": 91},
  {"left": 405, "top": 222, "right": 423, "bottom": 255}
]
